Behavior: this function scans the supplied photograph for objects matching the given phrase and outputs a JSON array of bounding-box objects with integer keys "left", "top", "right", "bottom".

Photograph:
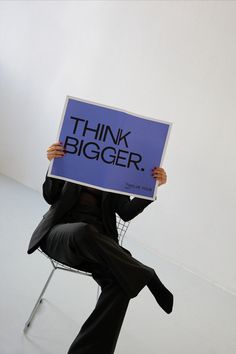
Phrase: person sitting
[{"left": 27, "top": 141, "right": 174, "bottom": 354}]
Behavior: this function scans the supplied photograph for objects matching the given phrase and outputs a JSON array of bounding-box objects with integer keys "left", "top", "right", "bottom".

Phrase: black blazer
[{"left": 27, "top": 175, "right": 153, "bottom": 254}]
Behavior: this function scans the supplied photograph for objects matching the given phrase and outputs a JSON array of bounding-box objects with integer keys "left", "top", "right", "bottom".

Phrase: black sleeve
[
  {"left": 114, "top": 194, "right": 154, "bottom": 221},
  {"left": 42, "top": 174, "right": 65, "bottom": 205}
]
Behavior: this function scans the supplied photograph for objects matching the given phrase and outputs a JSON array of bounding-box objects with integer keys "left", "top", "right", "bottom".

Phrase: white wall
[{"left": 0, "top": 1, "right": 236, "bottom": 293}]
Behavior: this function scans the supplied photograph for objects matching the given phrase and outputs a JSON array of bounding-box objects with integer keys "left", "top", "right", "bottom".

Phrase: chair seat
[{"left": 38, "top": 247, "right": 93, "bottom": 276}]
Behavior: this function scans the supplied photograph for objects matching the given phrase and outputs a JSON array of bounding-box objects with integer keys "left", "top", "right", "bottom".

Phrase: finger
[
  {"left": 50, "top": 141, "right": 63, "bottom": 146},
  {"left": 47, "top": 151, "right": 65, "bottom": 157},
  {"left": 152, "top": 171, "right": 166, "bottom": 178},
  {"left": 47, "top": 145, "right": 64, "bottom": 153},
  {"left": 152, "top": 169, "right": 166, "bottom": 177},
  {"left": 47, "top": 149, "right": 64, "bottom": 156},
  {"left": 48, "top": 142, "right": 63, "bottom": 149},
  {"left": 152, "top": 173, "right": 167, "bottom": 182},
  {"left": 47, "top": 149, "right": 63, "bottom": 155},
  {"left": 47, "top": 142, "right": 63, "bottom": 148}
]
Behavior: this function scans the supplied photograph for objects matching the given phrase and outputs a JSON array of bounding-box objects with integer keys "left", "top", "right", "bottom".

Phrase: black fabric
[
  {"left": 39, "top": 220, "right": 154, "bottom": 354},
  {"left": 147, "top": 273, "right": 174, "bottom": 314},
  {"left": 60, "top": 203, "right": 103, "bottom": 228},
  {"left": 27, "top": 176, "right": 154, "bottom": 254},
  {"left": 40, "top": 221, "right": 154, "bottom": 297},
  {"left": 67, "top": 269, "right": 129, "bottom": 354},
  {"left": 78, "top": 185, "right": 102, "bottom": 206}
]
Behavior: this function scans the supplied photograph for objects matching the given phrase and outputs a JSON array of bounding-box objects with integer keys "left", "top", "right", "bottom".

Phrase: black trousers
[{"left": 40, "top": 222, "right": 157, "bottom": 354}]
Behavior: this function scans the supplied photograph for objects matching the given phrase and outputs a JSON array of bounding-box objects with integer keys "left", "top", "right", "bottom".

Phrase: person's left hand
[{"left": 152, "top": 167, "right": 167, "bottom": 187}]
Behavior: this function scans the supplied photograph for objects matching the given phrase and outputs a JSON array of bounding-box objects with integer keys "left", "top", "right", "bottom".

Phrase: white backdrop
[{"left": 0, "top": 1, "right": 236, "bottom": 293}]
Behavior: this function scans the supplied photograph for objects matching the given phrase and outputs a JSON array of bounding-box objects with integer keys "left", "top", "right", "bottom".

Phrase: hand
[
  {"left": 151, "top": 167, "right": 167, "bottom": 187},
  {"left": 46, "top": 142, "right": 65, "bottom": 161}
]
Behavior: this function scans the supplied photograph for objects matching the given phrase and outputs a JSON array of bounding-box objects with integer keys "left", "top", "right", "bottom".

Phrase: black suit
[
  {"left": 28, "top": 176, "right": 153, "bottom": 255},
  {"left": 27, "top": 175, "right": 173, "bottom": 354}
]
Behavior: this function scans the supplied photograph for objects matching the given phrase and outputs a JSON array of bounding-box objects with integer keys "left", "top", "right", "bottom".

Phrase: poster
[{"left": 48, "top": 96, "right": 171, "bottom": 200}]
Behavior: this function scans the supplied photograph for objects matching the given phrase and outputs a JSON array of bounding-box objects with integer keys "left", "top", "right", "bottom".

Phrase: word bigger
[
  {"left": 64, "top": 136, "right": 144, "bottom": 170},
  {"left": 63, "top": 116, "right": 145, "bottom": 170}
]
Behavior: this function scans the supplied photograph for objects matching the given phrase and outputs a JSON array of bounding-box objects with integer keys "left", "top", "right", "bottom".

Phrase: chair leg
[{"left": 24, "top": 268, "right": 56, "bottom": 332}]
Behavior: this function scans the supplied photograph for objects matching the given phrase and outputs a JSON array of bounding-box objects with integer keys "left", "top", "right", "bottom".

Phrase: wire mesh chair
[{"left": 24, "top": 215, "right": 130, "bottom": 332}]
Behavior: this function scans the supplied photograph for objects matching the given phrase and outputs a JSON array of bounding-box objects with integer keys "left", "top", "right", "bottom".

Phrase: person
[{"left": 27, "top": 141, "right": 174, "bottom": 354}]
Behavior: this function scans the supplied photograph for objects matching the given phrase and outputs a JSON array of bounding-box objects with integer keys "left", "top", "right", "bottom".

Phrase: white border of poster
[{"left": 48, "top": 96, "right": 172, "bottom": 200}]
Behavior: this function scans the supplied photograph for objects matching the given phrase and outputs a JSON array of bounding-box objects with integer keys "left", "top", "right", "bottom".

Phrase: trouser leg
[
  {"left": 40, "top": 222, "right": 155, "bottom": 298},
  {"left": 68, "top": 268, "right": 129, "bottom": 354},
  {"left": 40, "top": 222, "right": 173, "bottom": 313}
]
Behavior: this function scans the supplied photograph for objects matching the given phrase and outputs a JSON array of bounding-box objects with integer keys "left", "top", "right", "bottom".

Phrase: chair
[{"left": 24, "top": 215, "right": 130, "bottom": 332}]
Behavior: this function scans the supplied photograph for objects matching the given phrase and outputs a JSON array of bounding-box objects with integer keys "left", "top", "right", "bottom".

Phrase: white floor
[{"left": 0, "top": 174, "right": 236, "bottom": 354}]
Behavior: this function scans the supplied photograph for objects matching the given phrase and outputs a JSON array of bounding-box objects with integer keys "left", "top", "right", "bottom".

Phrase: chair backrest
[{"left": 116, "top": 214, "right": 130, "bottom": 246}]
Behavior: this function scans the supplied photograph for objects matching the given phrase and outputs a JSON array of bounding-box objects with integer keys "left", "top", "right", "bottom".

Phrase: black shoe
[{"left": 147, "top": 272, "right": 174, "bottom": 314}]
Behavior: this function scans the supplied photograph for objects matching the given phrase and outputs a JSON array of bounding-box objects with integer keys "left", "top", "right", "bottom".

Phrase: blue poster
[{"left": 48, "top": 96, "right": 171, "bottom": 200}]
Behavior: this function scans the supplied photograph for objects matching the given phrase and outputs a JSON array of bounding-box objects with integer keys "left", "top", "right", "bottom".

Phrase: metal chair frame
[{"left": 24, "top": 215, "right": 130, "bottom": 332}]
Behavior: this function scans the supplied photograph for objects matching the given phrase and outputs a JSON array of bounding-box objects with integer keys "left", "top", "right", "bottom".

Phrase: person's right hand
[{"left": 46, "top": 142, "right": 65, "bottom": 161}]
